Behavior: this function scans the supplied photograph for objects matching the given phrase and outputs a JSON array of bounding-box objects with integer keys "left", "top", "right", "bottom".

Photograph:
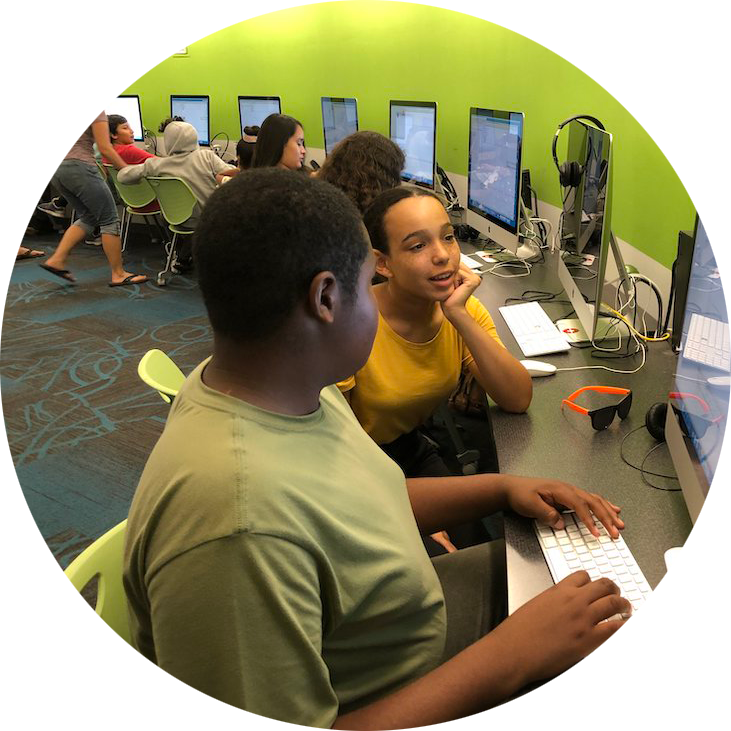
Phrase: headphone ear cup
[
  {"left": 645, "top": 402, "right": 668, "bottom": 442},
  {"left": 558, "top": 161, "right": 583, "bottom": 188}
]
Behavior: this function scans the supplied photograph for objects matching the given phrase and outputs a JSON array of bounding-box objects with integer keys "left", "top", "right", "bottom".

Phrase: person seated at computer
[
  {"left": 123, "top": 167, "right": 629, "bottom": 730},
  {"left": 251, "top": 113, "right": 306, "bottom": 171},
  {"left": 39, "top": 111, "right": 148, "bottom": 286},
  {"left": 340, "top": 186, "right": 532, "bottom": 554},
  {"left": 117, "top": 121, "right": 237, "bottom": 209},
  {"left": 317, "top": 130, "right": 405, "bottom": 214},
  {"left": 236, "top": 125, "right": 259, "bottom": 170}
]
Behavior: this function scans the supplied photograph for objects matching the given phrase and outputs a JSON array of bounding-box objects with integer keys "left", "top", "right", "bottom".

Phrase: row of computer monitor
[{"left": 106, "top": 95, "right": 524, "bottom": 248}]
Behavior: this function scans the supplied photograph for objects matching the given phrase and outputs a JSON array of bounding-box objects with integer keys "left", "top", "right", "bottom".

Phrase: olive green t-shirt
[{"left": 123, "top": 359, "right": 446, "bottom": 727}]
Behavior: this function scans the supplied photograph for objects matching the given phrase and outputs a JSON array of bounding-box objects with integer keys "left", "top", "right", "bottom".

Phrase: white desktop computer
[
  {"left": 170, "top": 95, "right": 210, "bottom": 146},
  {"left": 238, "top": 96, "right": 281, "bottom": 133},
  {"left": 322, "top": 97, "right": 358, "bottom": 156},
  {"left": 389, "top": 100, "right": 437, "bottom": 189},
  {"left": 664, "top": 216, "right": 729, "bottom": 523},
  {"left": 555, "top": 121, "right": 632, "bottom": 343}
]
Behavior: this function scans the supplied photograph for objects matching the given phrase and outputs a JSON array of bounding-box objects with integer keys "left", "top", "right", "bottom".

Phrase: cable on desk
[{"left": 620, "top": 426, "right": 681, "bottom": 488}]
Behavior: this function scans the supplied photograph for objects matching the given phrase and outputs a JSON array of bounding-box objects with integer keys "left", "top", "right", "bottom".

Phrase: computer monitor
[
  {"left": 170, "top": 95, "right": 210, "bottom": 146},
  {"left": 321, "top": 97, "right": 358, "bottom": 156},
  {"left": 389, "top": 100, "right": 436, "bottom": 188},
  {"left": 555, "top": 121, "right": 632, "bottom": 343},
  {"left": 466, "top": 108, "right": 525, "bottom": 254},
  {"left": 105, "top": 95, "right": 144, "bottom": 142},
  {"left": 665, "top": 216, "right": 729, "bottom": 523},
  {"left": 238, "top": 96, "right": 281, "bottom": 133}
]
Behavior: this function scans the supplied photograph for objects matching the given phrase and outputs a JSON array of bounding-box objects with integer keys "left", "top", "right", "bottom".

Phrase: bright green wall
[{"left": 125, "top": 1, "right": 695, "bottom": 269}]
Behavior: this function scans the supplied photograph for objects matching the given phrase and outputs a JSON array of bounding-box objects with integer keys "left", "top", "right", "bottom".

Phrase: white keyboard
[
  {"left": 499, "top": 301, "right": 570, "bottom": 357},
  {"left": 534, "top": 512, "right": 651, "bottom": 617},
  {"left": 683, "top": 313, "right": 730, "bottom": 371}
]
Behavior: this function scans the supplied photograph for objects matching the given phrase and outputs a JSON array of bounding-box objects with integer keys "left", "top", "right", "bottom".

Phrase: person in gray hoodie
[{"left": 118, "top": 121, "right": 238, "bottom": 213}]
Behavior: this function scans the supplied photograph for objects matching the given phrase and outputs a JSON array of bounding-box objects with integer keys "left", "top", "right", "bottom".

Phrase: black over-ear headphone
[
  {"left": 645, "top": 402, "right": 668, "bottom": 442},
  {"left": 552, "top": 114, "right": 606, "bottom": 188}
]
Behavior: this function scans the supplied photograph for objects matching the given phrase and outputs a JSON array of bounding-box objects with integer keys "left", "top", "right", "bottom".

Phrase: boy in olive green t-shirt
[{"left": 123, "top": 169, "right": 631, "bottom": 729}]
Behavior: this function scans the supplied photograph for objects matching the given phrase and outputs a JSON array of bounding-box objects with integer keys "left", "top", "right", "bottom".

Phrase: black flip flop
[
  {"left": 17, "top": 248, "right": 45, "bottom": 261},
  {"left": 39, "top": 262, "right": 75, "bottom": 282},
  {"left": 108, "top": 274, "right": 149, "bottom": 287}
]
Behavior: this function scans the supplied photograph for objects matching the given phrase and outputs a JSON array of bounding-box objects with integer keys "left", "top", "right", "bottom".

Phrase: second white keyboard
[
  {"left": 499, "top": 301, "right": 570, "bottom": 357},
  {"left": 683, "top": 313, "right": 730, "bottom": 371},
  {"left": 534, "top": 512, "right": 651, "bottom": 616}
]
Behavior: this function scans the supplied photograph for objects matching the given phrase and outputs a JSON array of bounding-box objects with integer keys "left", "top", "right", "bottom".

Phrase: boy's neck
[{"left": 203, "top": 335, "right": 324, "bottom": 416}]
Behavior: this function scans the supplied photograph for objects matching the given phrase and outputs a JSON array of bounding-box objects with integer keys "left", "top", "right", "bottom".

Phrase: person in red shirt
[{"left": 104, "top": 115, "right": 160, "bottom": 216}]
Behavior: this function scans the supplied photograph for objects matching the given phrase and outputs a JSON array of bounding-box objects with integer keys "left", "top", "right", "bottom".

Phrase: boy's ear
[
  {"left": 373, "top": 249, "right": 392, "bottom": 280},
  {"left": 308, "top": 271, "right": 338, "bottom": 324}
]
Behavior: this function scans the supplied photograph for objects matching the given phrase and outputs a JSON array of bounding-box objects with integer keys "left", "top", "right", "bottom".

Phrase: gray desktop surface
[{"left": 468, "top": 245, "right": 694, "bottom": 614}]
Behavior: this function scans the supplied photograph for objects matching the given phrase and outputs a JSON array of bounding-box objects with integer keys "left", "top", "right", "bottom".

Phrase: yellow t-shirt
[{"left": 339, "top": 296, "right": 503, "bottom": 445}]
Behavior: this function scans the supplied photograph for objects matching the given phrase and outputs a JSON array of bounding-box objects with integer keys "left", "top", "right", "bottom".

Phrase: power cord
[{"left": 619, "top": 426, "right": 680, "bottom": 489}]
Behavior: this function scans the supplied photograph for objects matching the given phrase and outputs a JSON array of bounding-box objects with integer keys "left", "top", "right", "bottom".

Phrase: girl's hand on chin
[{"left": 440, "top": 263, "right": 481, "bottom": 317}]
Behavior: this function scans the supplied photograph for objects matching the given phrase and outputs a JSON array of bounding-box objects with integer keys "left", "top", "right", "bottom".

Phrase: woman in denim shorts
[{"left": 41, "top": 111, "right": 147, "bottom": 286}]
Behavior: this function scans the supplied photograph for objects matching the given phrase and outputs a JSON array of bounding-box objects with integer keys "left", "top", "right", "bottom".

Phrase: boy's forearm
[
  {"left": 332, "top": 629, "right": 526, "bottom": 729},
  {"left": 406, "top": 474, "right": 509, "bottom": 533}
]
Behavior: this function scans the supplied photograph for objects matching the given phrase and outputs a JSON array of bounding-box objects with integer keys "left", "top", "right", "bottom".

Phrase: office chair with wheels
[
  {"left": 137, "top": 348, "right": 186, "bottom": 404},
  {"left": 146, "top": 176, "right": 198, "bottom": 286},
  {"left": 64, "top": 519, "right": 131, "bottom": 644},
  {"left": 104, "top": 165, "right": 167, "bottom": 252}
]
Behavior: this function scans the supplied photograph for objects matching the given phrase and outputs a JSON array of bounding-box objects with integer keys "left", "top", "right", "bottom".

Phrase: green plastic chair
[
  {"left": 137, "top": 348, "right": 187, "bottom": 404},
  {"left": 64, "top": 520, "right": 132, "bottom": 645},
  {"left": 105, "top": 165, "right": 165, "bottom": 252},
  {"left": 146, "top": 176, "right": 198, "bottom": 286}
]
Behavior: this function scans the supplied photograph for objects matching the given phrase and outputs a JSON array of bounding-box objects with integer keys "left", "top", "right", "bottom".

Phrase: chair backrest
[
  {"left": 64, "top": 520, "right": 132, "bottom": 644},
  {"left": 146, "top": 176, "right": 198, "bottom": 227},
  {"left": 138, "top": 348, "right": 187, "bottom": 404},
  {"left": 105, "top": 165, "right": 157, "bottom": 209}
]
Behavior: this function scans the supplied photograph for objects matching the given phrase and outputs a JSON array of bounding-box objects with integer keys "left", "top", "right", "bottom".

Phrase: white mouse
[
  {"left": 520, "top": 360, "right": 557, "bottom": 377},
  {"left": 707, "top": 375, "right": 730, "bottom": 388}
]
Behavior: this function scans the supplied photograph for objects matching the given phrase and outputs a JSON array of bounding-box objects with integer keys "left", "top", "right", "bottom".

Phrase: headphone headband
[{"left": 552, "top": 114, "right": 606, "bottom": 172}]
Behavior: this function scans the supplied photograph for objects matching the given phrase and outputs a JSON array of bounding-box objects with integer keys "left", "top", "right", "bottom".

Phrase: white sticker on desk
[{"left": 472, "top": 251, "right": 496, "bottom": 263}]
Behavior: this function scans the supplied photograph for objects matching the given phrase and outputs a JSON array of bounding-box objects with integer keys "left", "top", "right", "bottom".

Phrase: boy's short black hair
[{"left": 194, "top": 168, "right": 369, "bottom": 342}]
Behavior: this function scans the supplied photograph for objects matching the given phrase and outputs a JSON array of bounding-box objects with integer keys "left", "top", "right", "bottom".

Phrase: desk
[{"left": 468, "top": 245, "right": 694, "bottom": 612}]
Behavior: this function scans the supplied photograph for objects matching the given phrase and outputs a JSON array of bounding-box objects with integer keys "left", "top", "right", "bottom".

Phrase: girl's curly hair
[{"left": 317, "top": 131, "right": 405, "bottom": 214}]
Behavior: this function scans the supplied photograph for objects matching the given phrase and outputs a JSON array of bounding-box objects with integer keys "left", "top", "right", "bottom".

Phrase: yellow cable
[{"left": 604, "top": 306, "right": 671, "bottom": 342}]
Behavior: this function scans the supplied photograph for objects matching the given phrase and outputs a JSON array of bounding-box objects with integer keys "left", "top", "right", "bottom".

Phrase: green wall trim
[{"left": 125, "top": 1, "right": 695, "bottom": 269}]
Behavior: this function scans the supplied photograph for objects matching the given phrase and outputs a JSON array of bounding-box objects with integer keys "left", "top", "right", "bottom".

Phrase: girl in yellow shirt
[{"left": 340, "top": 186, "right": 532, "bottom": 554}]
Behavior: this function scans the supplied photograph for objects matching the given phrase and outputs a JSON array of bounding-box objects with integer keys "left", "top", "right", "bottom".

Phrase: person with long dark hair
[{"left": 251, "top": 114, "right": 306, "bottom": 170}]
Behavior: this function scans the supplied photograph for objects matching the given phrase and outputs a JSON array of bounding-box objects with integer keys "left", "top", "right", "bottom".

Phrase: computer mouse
[
  {"left": 707, "top": 375, "right": 731, "bottom": 388},
  {"left": 520, "top": 360, "right": 557, "bottom": 377}
]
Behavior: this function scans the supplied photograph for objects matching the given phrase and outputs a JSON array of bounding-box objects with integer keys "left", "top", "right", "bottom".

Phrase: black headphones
[
  {"left": 552, "top": 114, "right": 606, "bottom": 188},
  {"left": 645, "top": 402, "right": 668, "bottom": 442}
]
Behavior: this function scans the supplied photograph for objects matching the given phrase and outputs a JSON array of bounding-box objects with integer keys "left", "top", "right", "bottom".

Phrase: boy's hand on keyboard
[
  {"left": 493, "top": 571, "right": 631, "bottom": 685},
  {"left": 502, "top": 475, "right": 624, "bottom": 539}
]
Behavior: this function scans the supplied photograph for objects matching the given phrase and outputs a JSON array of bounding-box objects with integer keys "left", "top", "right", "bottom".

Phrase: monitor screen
[
  {"left": 322, "top": 97, "right": 358, "bottom": 156},
  {"left": 238, "top": 96, "right": 281, "bottom": 132},
  {"left": 389, "top": 101, "right": 436, "bottom": 187},
  {"left": 171, "top": 95, "right": 210, "bottom": 146},
  {"left": 105, "top": 95, "right": 144, "bottom": 142},
  {"left": 671, "top": 217, "right": 729, "bottom": 489},
  {"left": 467, "top": 108, "right": 524, "bottom": 234}
]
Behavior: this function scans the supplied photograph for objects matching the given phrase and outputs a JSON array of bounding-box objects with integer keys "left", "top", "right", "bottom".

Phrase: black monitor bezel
[
  {"left": 466, "top": 107, "right": 524, "bottom": 237},
  {"left": 389, "top": 99, "right": 437, "bottom": 189},
  {"left": 170, "top": 94, "right": 211, "bottom": 146},
  {"left": 237, "top": 96, "right": 282, "bottom": 135},
  {"left": 115, "top": 94, "right": 144, "bottom": 142},
  {"left": 321, "top": 97, "right": 359, "bottom": 156}
]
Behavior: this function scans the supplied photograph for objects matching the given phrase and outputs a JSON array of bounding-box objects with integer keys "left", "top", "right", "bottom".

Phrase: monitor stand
[
  {"left": 556, "top": 231, "right": 633, "bottom": 344},
  {"left": 514, "top": 199, "right": 540, "bottom": 260}
]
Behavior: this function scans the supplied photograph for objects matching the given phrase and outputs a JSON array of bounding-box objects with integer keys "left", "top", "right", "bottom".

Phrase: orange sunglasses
[{"left": 562, "top": 386, "right": 632, "bottom": 430}]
